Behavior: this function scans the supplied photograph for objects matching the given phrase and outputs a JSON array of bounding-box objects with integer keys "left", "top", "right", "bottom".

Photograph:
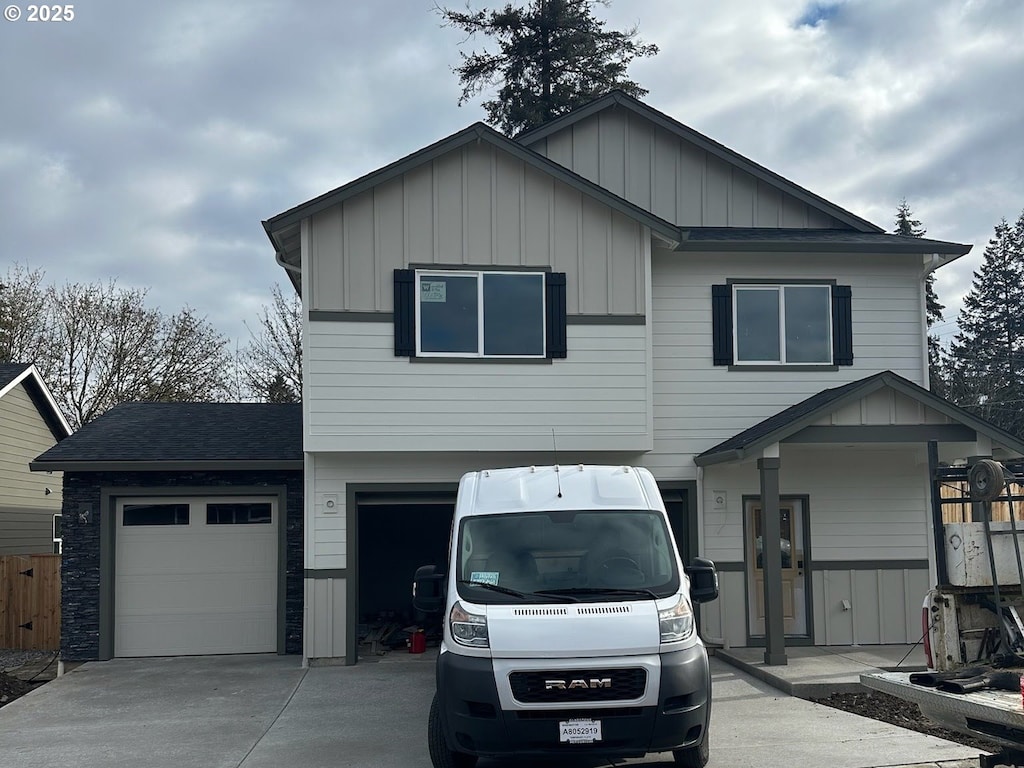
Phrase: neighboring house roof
[
  {"left": 0, "top": 363, "right": 72, "bottom": 441},
  {"left": 30, "top": 402, "right": 302, "bottom": 471},
  {"left": 695, "top": 371, "right": 1024, "bottom": 466},
  {"left": 515, "top": 89, "right": 885, "bottom": 234},
  {"left": 263, "top": 121, "right": 684, "bottom": 290},
  {"left": 677, "top": 228, "right": 970, "bottom": 256}
]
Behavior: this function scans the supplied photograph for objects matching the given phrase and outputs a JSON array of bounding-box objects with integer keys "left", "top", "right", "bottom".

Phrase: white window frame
[
  {"left": 414, "top": 269, "right": 547, "bottom": 358},
  {"left": 732, "top": 284, "right": 833, "bottom": 365}
]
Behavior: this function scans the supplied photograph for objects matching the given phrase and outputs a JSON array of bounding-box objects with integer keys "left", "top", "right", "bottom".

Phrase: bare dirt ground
[{"left": 813, "top": 689, "right": 1003, "bottom": 754}]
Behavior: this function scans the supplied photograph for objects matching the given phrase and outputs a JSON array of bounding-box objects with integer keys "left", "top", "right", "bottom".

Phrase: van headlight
[
  {"left": 449, "top": 601, "right": 489, "bottom": 648},
  {"left": 659, "top": 595, "right": 694, "bottom": 643}
]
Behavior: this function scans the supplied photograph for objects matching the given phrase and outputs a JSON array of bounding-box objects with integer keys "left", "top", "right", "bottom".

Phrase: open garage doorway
[{"left": 353, "top": 491, "right": 456, "bottom": 661}]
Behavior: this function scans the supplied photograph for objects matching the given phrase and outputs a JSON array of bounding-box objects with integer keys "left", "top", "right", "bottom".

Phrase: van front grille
[{"left": 509, "top": 668, "right": 647, "bottom": 703}]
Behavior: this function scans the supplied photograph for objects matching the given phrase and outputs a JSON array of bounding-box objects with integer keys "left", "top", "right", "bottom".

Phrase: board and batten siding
[
  {"left": 698, "top": 447, "right": 932, "bottom": 646},
  {"left": 524, "top": 109, "right": 846, "bottom": 229},
  {"left": 644, "top": 250, "right": 927, "bottom": 479},
  {"left": 306, "top": 141, "right": 646, "bottom": 317},
  {"left": 304, "top": 321, "right": 651, "bottom": 454},
  {"left": 0, "top": 383, "right": 62, "bottom": 555}
]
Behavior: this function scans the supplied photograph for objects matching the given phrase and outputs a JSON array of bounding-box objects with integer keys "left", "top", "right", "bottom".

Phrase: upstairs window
[
  {"left": 734, "top": 285, "right": 831, "bottom": 364},
  {"left": 712, "top": 282, "right": 853, "bottom": 367},
  {"left": 394, "top": 269, "right": 568, "bottom": 360}
]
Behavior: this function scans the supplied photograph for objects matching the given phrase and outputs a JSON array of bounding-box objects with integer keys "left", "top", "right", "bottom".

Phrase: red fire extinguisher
[{"left": 410, "top": 629, "right": 426, "bottom": 654}]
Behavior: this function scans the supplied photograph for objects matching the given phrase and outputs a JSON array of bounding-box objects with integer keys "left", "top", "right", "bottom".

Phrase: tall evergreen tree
[
  {"left": 438, "top": 0, "right": 658, "bottom": 134},
  {"left": 947, "top": 211, "right": 1024, "bottom": 438},
  {"left": 893, "top": 200, "right": 946, "bottom": 394}
]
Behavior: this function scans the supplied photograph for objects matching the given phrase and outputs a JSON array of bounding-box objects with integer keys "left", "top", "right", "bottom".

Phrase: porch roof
[{"left": 694, "top": 370, "right": 1024, "bottom": 467}]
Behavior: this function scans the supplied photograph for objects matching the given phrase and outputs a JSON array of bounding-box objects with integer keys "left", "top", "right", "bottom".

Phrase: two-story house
[{"left": 264, "top": 91, "right": 1024, "bottom": 666}]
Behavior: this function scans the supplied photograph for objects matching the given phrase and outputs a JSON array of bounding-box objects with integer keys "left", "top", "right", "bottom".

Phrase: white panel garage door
[{"left": 115, "top": 496, "right": 278, "bottom": 657}]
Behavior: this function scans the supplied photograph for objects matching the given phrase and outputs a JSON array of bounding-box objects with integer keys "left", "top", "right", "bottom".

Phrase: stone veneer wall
[{"left": 61, "top": 470, "right": 303, "bottom": 660}]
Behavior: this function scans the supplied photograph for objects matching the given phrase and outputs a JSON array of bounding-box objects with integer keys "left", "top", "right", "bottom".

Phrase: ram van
[{"left": 413, "top": 464, "right": 719, "bottom": 767}]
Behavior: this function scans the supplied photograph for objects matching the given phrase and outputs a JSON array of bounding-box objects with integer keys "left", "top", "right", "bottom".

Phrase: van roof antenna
[{"left": 552, "top": 429, "right": 562, "bottom": 498}]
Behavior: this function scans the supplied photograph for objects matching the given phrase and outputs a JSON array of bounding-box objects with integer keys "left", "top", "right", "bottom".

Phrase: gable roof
[
  {"left": 516, "top": 90, "right": 884, "bottom": 234},
  {"left": 30, "top": 402, "right": 302, "bottom": 471},
  {"left": 263, "top": 121, "right": 683, "bottom": 282},
  {"left": 0, "top": 363, "right": 72, "bottom": 441},
  {"left": 694, "top": 370, "right": 1024, "bottom": 466}
]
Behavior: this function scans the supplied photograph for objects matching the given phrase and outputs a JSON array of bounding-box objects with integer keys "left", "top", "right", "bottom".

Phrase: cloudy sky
[{"left": 1, "top": 0, "right": 1021, "bottom": 348}]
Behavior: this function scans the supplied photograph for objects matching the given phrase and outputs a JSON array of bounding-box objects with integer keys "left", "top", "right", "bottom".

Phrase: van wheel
[
  {"left": 428, "top": 693, "right": 478, "bottom": 768},
  {"left": 672, "top": 730, "right": 709, "bottom": 768}
]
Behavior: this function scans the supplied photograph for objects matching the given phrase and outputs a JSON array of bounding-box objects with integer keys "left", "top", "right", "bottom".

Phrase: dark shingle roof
[
  {"left": 695, "top": 371, "right": 1024, "bottom": 466},
  {"left": 0, "top": 363, "right": 32, "bottom": 389},
  {"left": 32, "top": 402, "right": 302, "bottom": 468},
  {"left": 677, "top": 228, "right": 970, "bottom": 255}
]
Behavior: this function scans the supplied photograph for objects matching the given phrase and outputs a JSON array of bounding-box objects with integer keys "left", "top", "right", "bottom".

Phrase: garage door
[{"left": 115, "top": 496, "right": 278, "bottom": 657}]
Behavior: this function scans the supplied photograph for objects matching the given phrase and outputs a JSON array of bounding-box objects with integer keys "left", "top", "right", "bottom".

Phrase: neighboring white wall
[
  {"left": 307, "top": 141, "right": 646, "bottom": 317},
  {"left": 645, "top": 249, "right": 927, "bottom": 479},
  {"left": 0, "top": 383, "right": 62, "bottom": 555},
  {"left": 304, "top": 320, "right": 651, "bottom": 454},
  {"left": 525, "top": 109, "right": 845, "bottom": 229}
]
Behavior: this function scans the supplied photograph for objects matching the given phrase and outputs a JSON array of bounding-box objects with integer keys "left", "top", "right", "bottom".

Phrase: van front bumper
[{"left": 435, "top": 646, "right": 710, "bottom": 760}]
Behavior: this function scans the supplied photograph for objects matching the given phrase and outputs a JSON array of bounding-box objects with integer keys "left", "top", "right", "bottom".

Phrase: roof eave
[
  {"left": 674, "top": 239, "right": 972, "bottom": 255},
  {"left": 30, "top": 459, "right": 305, "bottom": 473}
]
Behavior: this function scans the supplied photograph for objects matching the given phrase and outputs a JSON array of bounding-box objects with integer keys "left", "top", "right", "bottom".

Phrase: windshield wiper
[
  {"left": 458, "top": 580, "right": 577, "bottom": 603},
  {"left": 535, "top": 587, "right": 660, "bottom": 600}
]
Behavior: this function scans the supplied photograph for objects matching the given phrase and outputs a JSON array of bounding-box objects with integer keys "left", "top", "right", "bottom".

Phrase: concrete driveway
[{"left": 0, "top": 652, "right": 981, "bottom": 768}]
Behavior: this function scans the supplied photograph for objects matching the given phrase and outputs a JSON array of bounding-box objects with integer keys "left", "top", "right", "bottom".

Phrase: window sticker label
[
  {"left": 420, "top": 281, "right": 447, "bottom": 302},
  {"left": 470, "top": 571, "right": 499, "bottom": 585}
]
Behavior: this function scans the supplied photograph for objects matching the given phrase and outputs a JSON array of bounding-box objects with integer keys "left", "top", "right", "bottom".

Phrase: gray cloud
[{"left": 2, "top": 0, "right": 1022, "bottom": 354}]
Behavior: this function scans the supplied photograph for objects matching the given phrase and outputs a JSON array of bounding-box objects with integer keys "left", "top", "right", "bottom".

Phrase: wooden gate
[{"left": 0, "top": 554, "right": 61, "bottom": 650}]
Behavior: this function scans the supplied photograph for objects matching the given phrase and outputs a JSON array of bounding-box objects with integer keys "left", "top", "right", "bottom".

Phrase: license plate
[{"left": 559, "top": 718, "right": 602, "bottom": 744}]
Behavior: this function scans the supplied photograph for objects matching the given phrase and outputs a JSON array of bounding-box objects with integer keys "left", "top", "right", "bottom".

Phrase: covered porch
[{"left": 694, "top": 371, "right": 1024, "bottom": 665}]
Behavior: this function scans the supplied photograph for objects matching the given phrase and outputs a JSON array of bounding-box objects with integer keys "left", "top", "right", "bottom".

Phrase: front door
[{"left": 746, "top": 498, "right": 809, "bottom": 637}]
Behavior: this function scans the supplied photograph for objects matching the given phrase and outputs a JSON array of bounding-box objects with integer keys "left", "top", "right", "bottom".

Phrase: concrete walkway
[{"left": 0, "top": 651, "right": 982, "bottom": 768}]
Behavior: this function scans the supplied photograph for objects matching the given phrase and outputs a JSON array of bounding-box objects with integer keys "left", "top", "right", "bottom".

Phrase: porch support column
[{"left": 759, "top": 453, "right": 787, "bottom": 666}]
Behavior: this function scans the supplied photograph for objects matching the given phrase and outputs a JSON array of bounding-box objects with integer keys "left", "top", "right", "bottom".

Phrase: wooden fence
[{"left": 0, "top": 554, "right": 60, "bottom": 650}]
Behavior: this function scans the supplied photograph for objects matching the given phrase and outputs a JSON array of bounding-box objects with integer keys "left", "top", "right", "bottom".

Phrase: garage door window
[
  {"left": 123, "top": 503, "right": 190, "bottom": 526},
  {"left": 207, "top": 502, "right": 272, "bottom": 525}
]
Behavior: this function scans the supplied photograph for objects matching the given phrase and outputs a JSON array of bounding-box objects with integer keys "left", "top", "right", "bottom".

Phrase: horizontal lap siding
[
  {"left": 305, "top": 322, "right": 650, "bottom": 454},
  {"left": 645, "top": 252, "right": 926, "bottom": 478},
  {"left": 0, "top": 385, "right": 62, "bottom": 547}
]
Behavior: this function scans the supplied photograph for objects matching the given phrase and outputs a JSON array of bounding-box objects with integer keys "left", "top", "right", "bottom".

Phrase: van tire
[
  {"left": 428, "top": 693, "right": 478, "bottom": 768},
  {"left": 672, "top": 730, "right": 709, "bottom": 768}
]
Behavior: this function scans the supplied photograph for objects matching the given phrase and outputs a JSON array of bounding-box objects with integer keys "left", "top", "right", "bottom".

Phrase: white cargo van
[{"left": 413, "top": 465, "right": 719, "bottom": 767}]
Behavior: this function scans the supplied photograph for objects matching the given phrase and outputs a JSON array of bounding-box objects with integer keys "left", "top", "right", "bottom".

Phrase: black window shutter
[
  {"left": 393, "top": 269, "right": 416, "bottom": 357},
  {"left": 545, "top": 272, "right": 567, "bottom": 359},
  {"left": 711, "top": 284, "right": 733, "bottom": 365},
  {"left": 832, "top": 284, "right": 853, "bottom": 366}
]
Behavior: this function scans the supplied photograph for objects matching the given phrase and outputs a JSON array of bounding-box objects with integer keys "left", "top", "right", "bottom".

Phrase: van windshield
[{"left": 455, "top": 509, "right": 680, "bottom": 604}]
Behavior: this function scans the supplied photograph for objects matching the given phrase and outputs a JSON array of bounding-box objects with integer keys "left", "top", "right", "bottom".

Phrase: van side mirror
[
  {"left": 413, "top": 564, "right": 446, "bottom": 613},
  {"left": 685, "top": 557, "right": 719, "bottom": 604}
]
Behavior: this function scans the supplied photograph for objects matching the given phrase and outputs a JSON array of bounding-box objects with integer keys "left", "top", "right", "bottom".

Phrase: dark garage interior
[{"left": 357, "top": 500, "right": 454, "bottom": 655}]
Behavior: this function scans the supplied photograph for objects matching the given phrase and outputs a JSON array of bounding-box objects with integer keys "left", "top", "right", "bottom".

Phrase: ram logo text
[{"left": 545, "top": 678, "right": 612, "bottom": 690}]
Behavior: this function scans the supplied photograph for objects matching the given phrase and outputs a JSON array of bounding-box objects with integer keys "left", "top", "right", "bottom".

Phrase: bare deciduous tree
[
  {"left": 0, "top": 264, "right": 52, "bottom": 368},
  {"left": 1, "top": 268, "right": 233, "bottom": 428},
  {"left": 239, "top": 283, "right": 302, "bottom": 403}
]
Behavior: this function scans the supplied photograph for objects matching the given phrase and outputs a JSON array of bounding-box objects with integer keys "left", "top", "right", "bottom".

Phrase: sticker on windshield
[{"left": 470, "top": 571, "right": 499, "bottom": 585}]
